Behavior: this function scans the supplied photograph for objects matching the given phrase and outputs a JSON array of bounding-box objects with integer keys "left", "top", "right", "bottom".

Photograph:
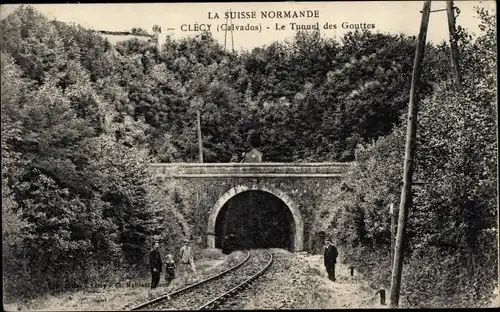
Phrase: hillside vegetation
[
  {"left": 315, "top": 7, "right": 497, "bottom": 308},
  {"left": 1, "top": 5, "right": 497, "bottom": 307}
]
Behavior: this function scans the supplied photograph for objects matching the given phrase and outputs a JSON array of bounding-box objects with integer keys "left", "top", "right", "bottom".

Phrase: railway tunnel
[{"left": 213, "top": 190, "right": 297, "bottom": 251}]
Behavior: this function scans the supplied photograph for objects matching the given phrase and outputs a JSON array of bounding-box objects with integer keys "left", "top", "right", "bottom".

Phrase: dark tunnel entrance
[{"left": 214, "top": 190, "right": 295, "bottom": 251}]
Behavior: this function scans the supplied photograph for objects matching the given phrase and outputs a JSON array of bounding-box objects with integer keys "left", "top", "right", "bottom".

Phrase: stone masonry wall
[{"left": 153, "top": 176, "right": 342, "bottom": 252}]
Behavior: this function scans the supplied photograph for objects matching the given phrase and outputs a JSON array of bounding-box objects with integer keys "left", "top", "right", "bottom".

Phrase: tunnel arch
[{"left": 207, "top": 184, "right": 304, "bottom": 251}]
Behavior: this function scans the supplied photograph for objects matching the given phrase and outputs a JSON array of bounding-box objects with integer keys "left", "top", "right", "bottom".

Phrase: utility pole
[
  {"left": 224, "top": 12, "right": 229, "bottom": 49},
  {"left": 389, "top": 0, "right": 431, "bottom": 307},
  {"left": 390, "top": 203, "right": 396, "bottom": 264},
  {"left": 224, "top": 9, "right": 235, "bottom": 52},
  {"left": 196, "top": 109, "right": 204, "bottom": 163},
  {"left": 446, "top": 0, "right": 462, "bottom": 91},
  {"left": 230, "top": 11, "right": 235, "bottom": 52}
]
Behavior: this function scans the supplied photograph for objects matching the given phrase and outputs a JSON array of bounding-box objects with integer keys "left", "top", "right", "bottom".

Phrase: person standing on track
[
  {"left": 149, "top": 242, "right": 163, "bottom": 289},
  {"left": 179, "top": 239, "right": 197, "bottom": 275},
  {"left": 324, "top": 238, "right": 338, "bottom": 282}
]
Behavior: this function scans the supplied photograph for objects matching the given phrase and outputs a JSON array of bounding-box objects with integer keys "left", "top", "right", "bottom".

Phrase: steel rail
[
  {"left": 129, "top": 251, "right": 251, "bottom": 311},
  {"left": 197, "top": 250, "right": 274, "bottom": 310},
  {"left": 154, "top": 173, "right": 345, "bottom": 178},
  {"left": 149, "top": 162, "right": 352, "bottom": 167}
]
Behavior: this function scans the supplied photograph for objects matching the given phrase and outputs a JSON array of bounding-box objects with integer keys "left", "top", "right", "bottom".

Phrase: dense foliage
[
  {"left": 316, "top": 6, "right": 497, "bottom": 308},
  {"left": 1, "top": 4, "right": 497, "bottom": 307},
  {"left": 1, "top": 6, "right": 178, "bottom": 297}
]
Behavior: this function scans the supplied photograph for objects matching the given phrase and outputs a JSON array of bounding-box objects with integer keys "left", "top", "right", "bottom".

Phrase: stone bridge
[{"left": 149, "top": 162, "right": 352, "bottom": 253}]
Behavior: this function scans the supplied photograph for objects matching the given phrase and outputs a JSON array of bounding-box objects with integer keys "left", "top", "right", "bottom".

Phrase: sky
[{"left": 0, "top": 1, "right": 496, "bottom": 52}]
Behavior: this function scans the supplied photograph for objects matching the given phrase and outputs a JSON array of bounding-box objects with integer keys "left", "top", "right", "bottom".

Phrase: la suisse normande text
[{"left": 208, "top": 10, "right": 321, "bottom": 20}]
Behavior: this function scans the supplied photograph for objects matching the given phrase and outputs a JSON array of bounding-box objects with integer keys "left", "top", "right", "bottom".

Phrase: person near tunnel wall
[{"left": 324, "top": 237, "right": 338, "bottom": 282}]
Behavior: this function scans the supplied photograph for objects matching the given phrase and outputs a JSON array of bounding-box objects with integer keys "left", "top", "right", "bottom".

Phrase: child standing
[{"left": 165, "top": 254, "right": 176, "bottom": 287}]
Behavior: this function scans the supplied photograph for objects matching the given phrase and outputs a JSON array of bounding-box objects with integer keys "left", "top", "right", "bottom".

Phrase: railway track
[{"left": 130, "top": 249, "right": 273, "bottom": 311}]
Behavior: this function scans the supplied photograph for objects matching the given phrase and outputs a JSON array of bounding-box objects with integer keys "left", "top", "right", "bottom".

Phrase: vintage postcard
[{"left": 1, "top": 1, "right": 497, "bottom": 310}]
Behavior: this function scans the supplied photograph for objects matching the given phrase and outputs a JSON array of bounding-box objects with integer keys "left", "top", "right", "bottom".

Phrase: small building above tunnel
[{"left": 242, "top": 147, "right": 263, "bottom": 163}]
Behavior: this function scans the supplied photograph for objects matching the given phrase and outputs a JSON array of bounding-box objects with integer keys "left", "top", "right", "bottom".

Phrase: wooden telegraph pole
[
  {"left": 224, "top": 12, "right": 229, "bottom": 49},
  {"left": 224, "top": 9, "right": 235, "bottom": 52},
  {"left": 390, "top": 203, "right": 396, "bottom": 263},
  {"left": 389, "top": 0, "right": 431, "bottom": 307},
  {"left": 197, "top": 109, "right": 204, "bottom": 163},
  {"left": 446, "top": 0, "right": 462, "bottom": 91}
]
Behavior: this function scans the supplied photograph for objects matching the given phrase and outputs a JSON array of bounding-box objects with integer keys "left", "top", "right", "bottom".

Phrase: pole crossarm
[{"left": 421, "top": 8, "right": 446, "bottom": 13}]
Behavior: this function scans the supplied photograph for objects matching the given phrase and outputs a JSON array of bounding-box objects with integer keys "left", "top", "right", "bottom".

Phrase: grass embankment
[{"left": 3, "top": 249, "right": 246, "bottom": 311}]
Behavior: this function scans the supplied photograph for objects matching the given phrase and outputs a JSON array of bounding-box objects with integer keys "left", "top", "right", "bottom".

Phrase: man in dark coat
[
  {"left": 324, "top": 238, "right": 338, "bottom": 282},
  {"left": 149, "top": 242, "right": 163, "bottom": 289}
]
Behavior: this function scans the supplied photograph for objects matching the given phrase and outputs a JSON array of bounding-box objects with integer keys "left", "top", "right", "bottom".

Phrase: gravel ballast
[{"left": 222, "top": 248, "right": 384, "bottom": 309}]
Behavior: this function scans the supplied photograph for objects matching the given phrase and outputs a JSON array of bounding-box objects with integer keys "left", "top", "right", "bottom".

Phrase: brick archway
[{"left": 207, "top": 184, "right": 304, "bottom": 251}]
